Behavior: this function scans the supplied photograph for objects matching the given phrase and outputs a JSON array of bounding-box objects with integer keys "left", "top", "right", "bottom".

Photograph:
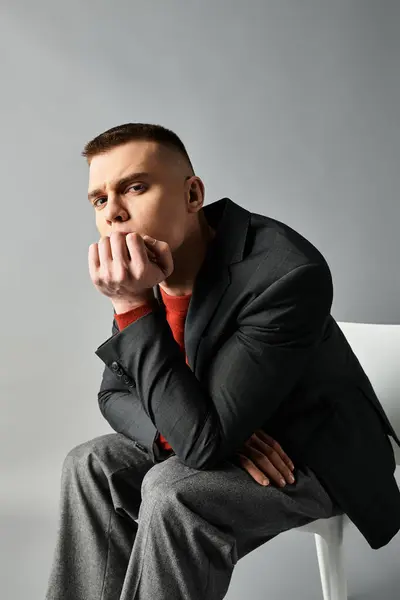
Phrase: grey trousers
[{"left": 44, "top": 432, "right": 342, "bottom": 600}]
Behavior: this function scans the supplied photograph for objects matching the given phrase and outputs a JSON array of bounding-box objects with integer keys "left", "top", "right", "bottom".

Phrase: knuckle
[
  {"left": 260, "top": 458, "right": 272, "bottom": 473},
  {"left": 103, "top": 276, "right": 114, "bottom": 287},
  {"left": 282, "top": 458, "right": 290, "bottom": 469},
  {"left": 270, "top": 466, "right": 282, "bottom": 479}
]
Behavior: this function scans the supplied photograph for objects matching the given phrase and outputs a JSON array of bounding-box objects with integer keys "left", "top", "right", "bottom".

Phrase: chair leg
[
  {"left": 315, "top": 534, "right": 332, "bottom": 600},
  {"left": 314, "top": 519, "right": 348, "bottom": 600}
]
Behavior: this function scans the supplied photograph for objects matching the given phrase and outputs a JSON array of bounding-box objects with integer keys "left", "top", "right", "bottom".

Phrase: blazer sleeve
[
  {"left": 97, "top": 316, "right": 159, "bottom": 459},
  {"left": 95, "top": 262, "right": 333, "bottom": 470}
]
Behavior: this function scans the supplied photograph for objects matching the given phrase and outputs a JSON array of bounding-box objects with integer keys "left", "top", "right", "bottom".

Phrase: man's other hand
[{"left": 235, "top": 430, "right": 295, "bottom": 487}]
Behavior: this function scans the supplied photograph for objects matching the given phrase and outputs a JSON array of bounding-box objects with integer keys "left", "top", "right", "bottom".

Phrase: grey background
[{"left": 0, "top": 1, "right": 399, "bottom": 599}]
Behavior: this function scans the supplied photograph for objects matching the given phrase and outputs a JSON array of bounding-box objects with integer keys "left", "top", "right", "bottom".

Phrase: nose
[{"left": 103, "top": 192, "right": 126, "bottom": 221}]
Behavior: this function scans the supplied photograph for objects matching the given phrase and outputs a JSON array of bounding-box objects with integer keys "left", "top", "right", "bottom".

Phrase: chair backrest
[{"left": 338, "top": 322, "right": 400, "bottom": 465}]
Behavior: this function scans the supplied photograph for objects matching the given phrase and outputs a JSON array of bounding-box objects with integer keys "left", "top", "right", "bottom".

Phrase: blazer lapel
[{"left": 153, "top": 198, "right": 251, "bottom": 375}]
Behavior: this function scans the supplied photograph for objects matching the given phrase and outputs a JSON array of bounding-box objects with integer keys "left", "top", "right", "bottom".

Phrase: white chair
[{"left": 295, "top": 322, "right": 400, "bottom": 600}]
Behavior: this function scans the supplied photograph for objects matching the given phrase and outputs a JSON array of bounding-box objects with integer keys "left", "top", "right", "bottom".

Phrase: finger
[
  {"left": 127, "top": 233, "right": 156, "bottom": 263},
  {"left": 244, "top": 444, "right": 293, "bottom": 487},
  {"left": 235, "top": 453, "right": 270, "bottom": 486},
  {"left": 255, "top": 430, "right": 295, "bottom": 471},
  {"left": 98, "top": 235, "right": 113, "bottom": 267},
  {"left": 143, "top": 235, "right": 157, "bottom": 249},
  {"left": 115, "top": 233, "right": 156, "bottom": 261},
  {"left": 142, "top": 237, "right": 157, "bottom": 260},
  {"left": 88, "top": 243, "right": 100, "bottom": 283},
  {"left": 250, "top": 438, "right": 295, "bottom": 485},
  {"left": 244, "top": 444, "right": 286, "bottom": 486},
  {"left": 124, "top": 233, "right": 150, "bottom": 278},
  {"left": 143, "top": 236, "right": 174, "bottom": 276},
  {"left": 109, "top": 232, "right": 131, "bottom": 266}
]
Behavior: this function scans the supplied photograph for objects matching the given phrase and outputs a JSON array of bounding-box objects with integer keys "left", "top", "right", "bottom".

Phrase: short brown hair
[{"left": 81, "top": 122, "right": 195, "bottom": 173}]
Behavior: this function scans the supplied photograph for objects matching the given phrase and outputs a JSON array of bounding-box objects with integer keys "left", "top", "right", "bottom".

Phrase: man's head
[{"left": 83, "top": 123, "right": 207, "bottom": 253}]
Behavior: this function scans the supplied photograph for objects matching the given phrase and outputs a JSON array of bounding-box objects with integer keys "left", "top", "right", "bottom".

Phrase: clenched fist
[{"left": 88, "top": 232, "right": 174, "bottom": 302}]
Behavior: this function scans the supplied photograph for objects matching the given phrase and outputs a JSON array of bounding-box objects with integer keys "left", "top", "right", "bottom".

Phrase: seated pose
[{"left": 45, "top": 122, "right": 400, "bottom": 600}]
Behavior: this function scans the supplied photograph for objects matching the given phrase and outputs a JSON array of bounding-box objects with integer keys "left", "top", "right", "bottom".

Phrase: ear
[{"left": 186, "top": 176, "right": 205, "bottom": 211}]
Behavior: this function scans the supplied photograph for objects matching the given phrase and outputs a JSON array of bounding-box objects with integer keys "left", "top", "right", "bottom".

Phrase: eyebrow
[{"left": 87, "top": 171, "right": 151, "bottom": 202}]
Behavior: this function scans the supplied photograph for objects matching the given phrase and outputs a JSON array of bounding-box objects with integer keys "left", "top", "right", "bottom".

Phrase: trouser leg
[
  {"left": 45, "top": 432, "right": 342, "bottom": 600},
  {"left": 44, "top": 433, "right": 155, "bottom": 600},
  {"left": 120, "top": 455, "right": 342, "bottom": 600}
]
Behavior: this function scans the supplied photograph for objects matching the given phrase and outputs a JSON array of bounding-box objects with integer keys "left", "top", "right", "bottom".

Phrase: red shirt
[{"left": 114, "top": 287, "right": 192, "bottom": 453}]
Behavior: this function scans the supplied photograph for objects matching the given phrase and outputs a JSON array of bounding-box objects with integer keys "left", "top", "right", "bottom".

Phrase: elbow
[
  {"left": 180, "top": 430, "right": 222, "bottom": 471},
  {"left": 98, "top": 391, "right": 111, "bottom": 418}
]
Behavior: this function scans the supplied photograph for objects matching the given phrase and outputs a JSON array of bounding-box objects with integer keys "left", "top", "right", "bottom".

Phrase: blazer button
[
  {"left": 111, "top": 361, "right": 119, "bottom": 371},
  {"left": 135, "top": 442, "right": 148, "bottom": 453},
  {"left": 123, "top": 375, "right": 131, "bottom": 384}
]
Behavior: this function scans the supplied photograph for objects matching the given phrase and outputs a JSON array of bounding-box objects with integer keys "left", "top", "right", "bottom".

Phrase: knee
[
  {"left": 62, "top": 434, "right": 115, "bottom": 475},
  {"left": 141, "top": 460, "right": 170, "bottom": 500},
  {"left": 141, "top": 458, "right": 189, "bottom": 508},
  {"left": 62, "top": 441, "right": 91, "bottom": 478}
]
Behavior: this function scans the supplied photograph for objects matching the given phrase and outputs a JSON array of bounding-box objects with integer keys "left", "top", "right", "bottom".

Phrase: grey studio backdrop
[{"left": 1, "top": 1, "right": 399, "bottom": 599}]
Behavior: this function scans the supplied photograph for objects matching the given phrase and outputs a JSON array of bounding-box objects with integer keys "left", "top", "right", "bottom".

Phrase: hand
[
  {"left": 88, "top": 232, "right": 174, "bottom": 304},
  {"left": 234, "top": 429, "right": 295, "bottom": 488}
]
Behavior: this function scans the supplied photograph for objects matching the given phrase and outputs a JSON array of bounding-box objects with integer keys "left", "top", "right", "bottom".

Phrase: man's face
[{"left": 87, "top": 140, "right": 193, "bottom": 252}]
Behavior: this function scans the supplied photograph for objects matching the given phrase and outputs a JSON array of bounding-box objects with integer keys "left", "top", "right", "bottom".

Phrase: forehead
[
  {"left": 89, "top": 141, "right": 162, "bottom": 188},
  {"left": 88, "top": 140, "right": 168, "bottom": 190}
]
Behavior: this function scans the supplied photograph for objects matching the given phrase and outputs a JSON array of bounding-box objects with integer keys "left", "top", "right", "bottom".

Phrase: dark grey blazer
[{"left": 95, "top": 197, "right": 400, "bottom": 550}]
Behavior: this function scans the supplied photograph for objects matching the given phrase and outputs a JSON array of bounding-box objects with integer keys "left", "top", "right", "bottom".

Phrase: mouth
[
  {"left": 106, "top": 231, "right": 156, "bottom": 257},
  {"left": 107, "top": 231, "right": 132, "bottom": 237}
]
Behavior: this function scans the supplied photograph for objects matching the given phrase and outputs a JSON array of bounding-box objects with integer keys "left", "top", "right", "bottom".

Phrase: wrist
[{"left": 112, "top": 291, "right": 156, "bottom": 314}]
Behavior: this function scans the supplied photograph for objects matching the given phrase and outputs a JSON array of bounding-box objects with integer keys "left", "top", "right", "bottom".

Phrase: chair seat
[{"left": 297, "top": 514, "right": 349, "bottom": 536}]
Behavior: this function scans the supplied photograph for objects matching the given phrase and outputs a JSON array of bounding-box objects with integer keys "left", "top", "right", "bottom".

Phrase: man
[{"left": 45, "top": 123, "right": 400, "bottom": 600}]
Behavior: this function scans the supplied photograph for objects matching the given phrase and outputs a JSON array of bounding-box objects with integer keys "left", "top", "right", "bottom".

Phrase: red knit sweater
[{"left": 114, "top": 287, "right": 192, "bottom": 453}]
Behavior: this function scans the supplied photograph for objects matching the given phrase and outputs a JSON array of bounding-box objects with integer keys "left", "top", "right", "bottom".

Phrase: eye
[
  {"left": 126, "top": 183, "right": 146, "bottom": 193},
  {"left": 93, "top": 197, "right": 106, "bottom": 208}
]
